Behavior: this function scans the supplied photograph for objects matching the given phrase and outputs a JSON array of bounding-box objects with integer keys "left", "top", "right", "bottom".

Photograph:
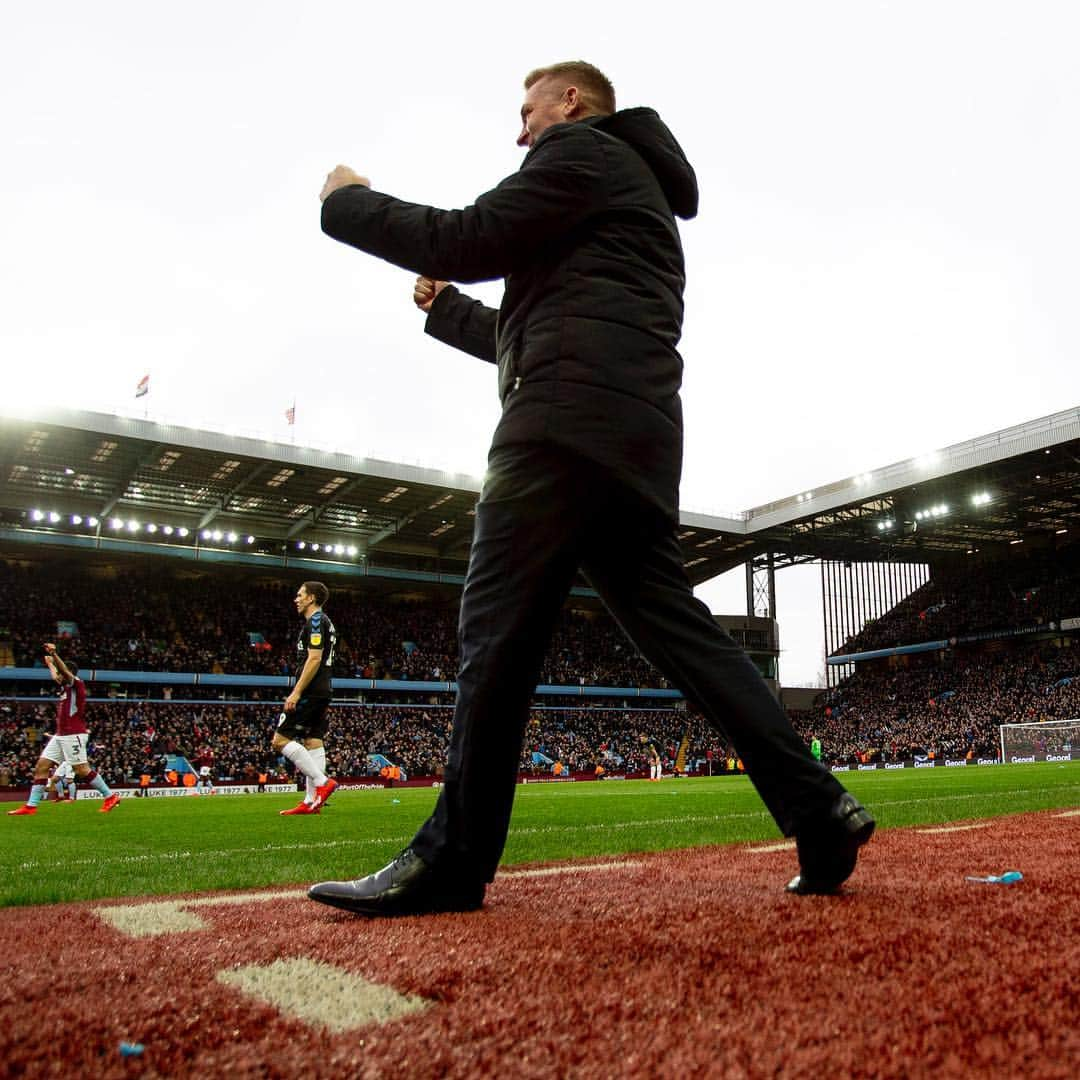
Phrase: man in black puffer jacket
[{"left": 310, "top": 61, "right": 873, "bottom": 916}]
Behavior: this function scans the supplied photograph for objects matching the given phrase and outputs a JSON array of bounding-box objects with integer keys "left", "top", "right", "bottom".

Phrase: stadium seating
[
  {"left": 4, "top": 550, "right": 1080, "bottom": 785},
  {"left": 0, "top": 699, "right": 721, "bottom": 786},
  {"left": 0, "top": 562, "right": 662, "bottom": 688},
  {"left": 790, "top": 638, "right": 1080, "bottom": 764},
  {"left": 836, "top": 544, "right": 1080, "bottom": 654}
]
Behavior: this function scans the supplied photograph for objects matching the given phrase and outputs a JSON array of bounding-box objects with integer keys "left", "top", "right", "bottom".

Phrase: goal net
[{"left": 998, "top": 718, "right": 1079, "bottom": 763}]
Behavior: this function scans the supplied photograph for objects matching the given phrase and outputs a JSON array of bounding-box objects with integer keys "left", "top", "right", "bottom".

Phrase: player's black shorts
[{"left": 276, "top": 696, "right": 331, "bottom": 742}]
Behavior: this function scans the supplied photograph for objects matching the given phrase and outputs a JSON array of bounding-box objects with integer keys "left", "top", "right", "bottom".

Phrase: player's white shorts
[
  {"left": 42, "top": 734, "right": 89, "bottom": 767},
  {"left": 54, "top": 761, "right": 76, "bottom": 781}
]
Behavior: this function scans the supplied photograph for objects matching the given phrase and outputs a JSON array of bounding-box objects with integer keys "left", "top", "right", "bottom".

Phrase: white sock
[
  {"left": 281, "top": 741, "right": 327, "bottom": 786},
  {"left": 306, "top": 747, "right": 327, "bottom": 803}
]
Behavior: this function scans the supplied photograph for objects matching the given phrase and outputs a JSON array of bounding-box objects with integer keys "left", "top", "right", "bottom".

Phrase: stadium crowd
[
  {"left": 790, "top": 638, "right": 1080, "bottom": 762},
  {"left": 3, "top": 631, "right": 1078, "bottom": 786},
  {"left": 838, "top": 546, "right": 1080, "bottom": 654},
  {"left": 0, "top": 698, "right": 718, "bottom": 787},
  {"left": 0, "top": 564, "right": 663, "bottom": 688},
  {"left": 4, "top": 550, "right": 1080, "bottom": 788}
]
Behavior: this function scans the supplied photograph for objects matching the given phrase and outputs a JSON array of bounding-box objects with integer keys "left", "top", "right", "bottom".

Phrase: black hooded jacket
[{"left": 321, "top": 107, "right": 699, "bottom": 519}]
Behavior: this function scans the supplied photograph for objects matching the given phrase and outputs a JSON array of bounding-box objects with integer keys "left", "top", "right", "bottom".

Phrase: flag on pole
[
  {"left": 135, "top": 374, "right": 150, "bottom": 398},
  {"left": 285, "top": 403, "right": 296, "bottom": 425}
]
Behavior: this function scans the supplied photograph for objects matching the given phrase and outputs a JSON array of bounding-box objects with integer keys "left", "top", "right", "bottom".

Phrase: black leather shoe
[
  {"left": 308, "top": 847, "right": 485, "bottom": 916},
  {"left": 786, "top": 793, "right": 875, "bottom": 895}
]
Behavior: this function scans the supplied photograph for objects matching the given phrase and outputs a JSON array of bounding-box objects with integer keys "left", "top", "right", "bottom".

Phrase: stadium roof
[{"left": 2, "top": 405, "right": 1079, "bottom": 585}]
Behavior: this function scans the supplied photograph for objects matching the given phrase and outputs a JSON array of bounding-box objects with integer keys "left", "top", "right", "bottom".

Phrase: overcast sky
[{"left": 3, "top": 1, "right": 1077, "bottom": 684}]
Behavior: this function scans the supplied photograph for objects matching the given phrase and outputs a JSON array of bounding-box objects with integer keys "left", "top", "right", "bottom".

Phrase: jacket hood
[{"left": 591, "top": 108, "right": 698, "bottom": 220}]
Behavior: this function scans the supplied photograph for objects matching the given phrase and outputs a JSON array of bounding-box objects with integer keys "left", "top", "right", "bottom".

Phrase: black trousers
[{"left": 412, "top": 444, "right": 845, "bottom": 884}]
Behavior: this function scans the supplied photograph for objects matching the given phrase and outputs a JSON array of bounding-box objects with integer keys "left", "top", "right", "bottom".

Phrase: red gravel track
[{"left": 0, "top": 809, "right": 1076, "bottom": 1078}]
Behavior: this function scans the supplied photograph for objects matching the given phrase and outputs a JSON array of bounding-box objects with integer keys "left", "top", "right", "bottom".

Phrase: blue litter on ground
[
  {"left": 119, "top": 1041, "right": 144, "bottom": 1056},
  {"left": 965, "top": 871, "right": 1023, "bottom": 884}
]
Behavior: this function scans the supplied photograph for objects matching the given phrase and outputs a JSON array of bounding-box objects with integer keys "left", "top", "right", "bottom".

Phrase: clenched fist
[
  {"left": 413, "top": 276, "right": 448, "bottom": 313},
  {"left": 320, "top": 165, "right": 371, "bottom": 203}
]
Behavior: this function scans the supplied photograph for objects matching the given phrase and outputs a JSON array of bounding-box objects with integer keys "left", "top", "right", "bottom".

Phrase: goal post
[{"left": 998, "top": 718, "right": 1080, "bottom": 763}]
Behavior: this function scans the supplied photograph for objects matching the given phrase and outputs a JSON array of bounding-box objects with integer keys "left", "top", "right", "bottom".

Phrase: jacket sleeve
[
  {"left": 423, "top": 286, "right": 498, "bottom": 364},
  {"left": 320, "top": 126, "right": 608, "bottom": 283}
]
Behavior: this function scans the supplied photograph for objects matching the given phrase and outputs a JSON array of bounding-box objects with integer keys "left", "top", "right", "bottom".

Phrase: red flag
[
  {"left": 285, "top": 404, "right": 296, "bottom": 425},
  {"left": 135, "top": 374, "right": 150, "bottom": 398}
]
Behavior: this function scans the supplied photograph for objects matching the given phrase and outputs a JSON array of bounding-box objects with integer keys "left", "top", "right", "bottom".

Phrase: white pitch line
[
  {"left": 95, "top": 863, "right": 648, "bottom": 937},
  {"left": 748, "top": 841, "right": 797, "bottom": 854},
  {"left": 20, "top": 784, "right": 1076, "bottom": 876},
  {"left": 917, "top": 824, "right": 989, "bottom": 834},
  {"left": 95, "top": 888, "right": 309, "bottom": 936},
  {"left": 217, "top": 958, "right": 428, "bottom": 1032},
  {"left": 501, "top": 860, "right": 641, "bottom": 879},
  {"left": 15, "top": 834, "right": 415, "bottom": 873},
  {"left": 1054, "top": 808, "right": 1080, "bottom": 817}
]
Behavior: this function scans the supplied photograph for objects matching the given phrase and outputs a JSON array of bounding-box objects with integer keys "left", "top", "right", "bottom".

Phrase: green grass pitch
[{"left": 2, "top": 763, "right": 1077, "bottom": 907}]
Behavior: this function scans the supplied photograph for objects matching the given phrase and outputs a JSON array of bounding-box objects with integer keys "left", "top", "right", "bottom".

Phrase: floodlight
[
  {"left": 178, "top": 527, "right": 189, "bottom": 538},
  {"left": 227, "top": 532, "right": 238, "bottom": 543},
  {"left": 71, "top": 515, "right": 83, "bottom": 526},
  {"left": 212, "top": 530, "right": 223, "bottom": 542},
  {"left": 48, "top": 511, "right": 60, "bottom": 523},
  {"left": 30, "top": 509, "right": 44, "bottom": 522},
  {"left": 347, "top": 545, "right": 358, "bottom": 556}
]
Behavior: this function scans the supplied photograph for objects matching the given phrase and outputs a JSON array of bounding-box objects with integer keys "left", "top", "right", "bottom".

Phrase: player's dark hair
[
  {"left": 68, "top": 661, "right": 79, "bottom": 676},
  {"left": 303, "top": 581, "right": 329, "bottom": 607}
]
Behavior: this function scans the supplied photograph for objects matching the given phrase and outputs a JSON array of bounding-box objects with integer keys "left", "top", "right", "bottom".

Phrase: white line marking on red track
[
  {"left": 747, "top": 842, "right": 797, "bottom": 854},
  {"left": 95, "top": 864, "right": 646, "bottom": 936},
  {"left": 216, "top": 958, "right": 429, "bottom": 1032},
  {"left": 501, "top": 860, "right": 642, "bottom": 879},
  {"left": 1053, "top": 809, "right": 1080, "bottom": 817},
  {"left": 917, "top": 824, "right": 989, "bottom": 834},
  {"left": 95, "top": 889, "right": 307, "bottom": 936}
]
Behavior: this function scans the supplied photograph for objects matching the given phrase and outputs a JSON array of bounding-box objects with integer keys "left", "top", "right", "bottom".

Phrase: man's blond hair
[{"left": 524, "top": 61, "right": 616, "bottom": 116}]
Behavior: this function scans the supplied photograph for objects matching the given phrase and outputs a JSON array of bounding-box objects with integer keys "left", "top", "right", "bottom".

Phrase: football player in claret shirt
[
  {"left": 641, "top": 734, "right": 662, "bottom": 781},
  {"left": 8, "top": 644, "right": 121, "bottom": 815},
  {"left": 271, "top": 581, "right": 339, "bottom": 815}
]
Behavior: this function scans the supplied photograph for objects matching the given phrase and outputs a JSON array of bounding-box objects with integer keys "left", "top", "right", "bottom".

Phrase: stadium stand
[
  {"left": 3, "top": 405, "right": 1080, "bottom": 787},
  {"left": 836, "top": 544, "right": 1080, "bottom": 654},
  {"left": 790, "top": 637, "right": 1080, "bottom": 764},
  {"left": 0, "top": 698, "right": 728, "bottom": 787},
  {"left": 0, "top": 560, "right": 663, "bottom": 687}
]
